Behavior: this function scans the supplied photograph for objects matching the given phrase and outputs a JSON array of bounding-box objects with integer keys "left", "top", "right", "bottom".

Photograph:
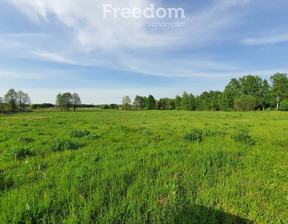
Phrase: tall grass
[{"left": 0, "top": 110, "right": 287, "bottom": 223}]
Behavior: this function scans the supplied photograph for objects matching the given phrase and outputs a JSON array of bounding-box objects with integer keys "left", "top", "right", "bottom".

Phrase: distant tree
[
  {"left": 182, "top": 92, "right": 190, "bottom": 110},
  {"left": 158, "top": 98, "right": 174, "bottom": 110},
  {"left": 167, "top": 99, "right": 176, "bottom": 110},
  {"left": 101, "top": 104, "right": 109, "bottom": 109},
  {"left": 259, "top": 79, "right": 272, "bottom": 110},
  {"left": 4, "top": 89, "right": 18, "bottom": 111},
  {"left": 146, "top": 95, "right": 156, "bottom": 110},
  {"left": 122, "top": 96, "right": 131, "bottom": 110},
  {"left": 159, "top": 98, "right": 168, "bottom": 110},
  {"left": 270, "top": 73, "right": 288, "bottom": 111},
  {"left": 31, "top": 104, "right": 38, "bottom": 110},
  {"left": 0, "top": 97, "right": 5, "bottom": 111},
  {"left": 210, "top": 91, "right": 222, "bottom": 111},
  {"left": 175, "top": 95, "right": 182, "bottom": 110},
  {"left": 17, "top": 91, "right": 31, "bottom": 111},
  {"left": 62, "top": 92, "right": 72, "bottom": 111},
  {"left": 71, "top": 93, "right": 81, "bottom": 111},
  {"left": 234, "top": 95, "right": 256, "bottom": 111},
  {"left": 56, "top": 93, "right": 64, "bottom": 111},
  {"left": 239, "top": 75, "right": 265, "bottom": 110},
  {"left": 196, "top": 91, "right": 210, "bottom": 111},
  {"left": 32, "top": 103, "right": 55, "bottom": 109},
  {"left": 109, "top": 104, "right": 119, "bottom": 110},
  {"left": 221, "top": 78, "right": 241, "bottom": 110},
  {"left": 196, "top": 91, "right": 222, "bottom": 111},
  {"left": 134, "top": 95, "right": 146, "bottom": 110}
]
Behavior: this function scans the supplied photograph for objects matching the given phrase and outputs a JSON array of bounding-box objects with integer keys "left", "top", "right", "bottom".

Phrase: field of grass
[{"left": 0, "top": 110, "right": 287, "bottom": 223}]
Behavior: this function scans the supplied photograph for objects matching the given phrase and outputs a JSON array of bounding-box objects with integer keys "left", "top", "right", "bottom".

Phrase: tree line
[
  {"left": 2, "top": 73, "right": 288, "bottom": 112},
  {"left": 122, "top": 73, "right": 288, "bottom": 111}
]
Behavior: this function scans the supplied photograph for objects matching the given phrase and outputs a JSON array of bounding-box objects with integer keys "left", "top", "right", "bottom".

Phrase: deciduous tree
[
  {"left": 133, "top": 95, "right": 146, "bottom": 110},
  {"left": 146, "top": 95, "right": 156, "bottom": 110},
  {"left": 72, "top": 93, "right": 81, "bottom": 111},
  {"left": 270, "top": 73, "right": 288, "bottom": 111},
  {"left": 122, "top": 96, "right": 131, "bottom": 110},
  {"left": 4, "top": 89, "right": 17, "bottom": 111},
  {"left": 17, "top": 91, "right": 31, "bottom": 111}
]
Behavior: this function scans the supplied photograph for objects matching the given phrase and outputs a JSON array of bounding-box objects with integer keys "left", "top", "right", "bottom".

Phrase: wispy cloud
[
  {"left": 31, "top": 50, "right": 78, "bottom": 65},
  {"left": 6, "top": 0, "right": 254, "bottom": 75},
  {"left": 241, "top": 33, "right": 288, "bottom": 45}
]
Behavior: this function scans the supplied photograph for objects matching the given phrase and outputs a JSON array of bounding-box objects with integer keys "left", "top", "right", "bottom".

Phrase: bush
[
  {"left": 279, "top": 99, "right": 288, "bottom": 111},
  {"left": 70, "top": 130, "right": 90, "bottom": 138},
  {"left": 48, "top": 139, "right": 84, "bottom": 152},
  {"left": 4, "top": 146, "right": 35, "bottom": 160},
  {"left": 234, "top": 95, "right": 256, "bottom": 111},
  {"left": 184, "top": 129, "right": 203, "bottom": 142},
  {"left": 109, "top": 104, "right": 119, "bottom": 110},
  {"left": 101, "top": 104, "right": 109, "bottom": 109},
  {"left": 232, "top": 129, "right": 255, "bottom": 145}
]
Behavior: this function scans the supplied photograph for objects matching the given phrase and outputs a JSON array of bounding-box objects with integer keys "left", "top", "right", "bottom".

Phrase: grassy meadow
[{"left": 0, "top": 110, "right": 287, "bottom": 223}]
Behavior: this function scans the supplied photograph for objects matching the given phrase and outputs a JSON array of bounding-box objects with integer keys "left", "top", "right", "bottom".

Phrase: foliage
[
  {"left": 146, "top": 95, "right": 156, "bottom": 110},
  {"left": 122, "top": 96, "right": 131, "bottom": 110},
  {"left": 270, "top": 73, "right": 288, "bottom": 110},
  {"left": 134, "top": 95, "right": 147, "bottom": 110},
  {"left": 71, "top": 92, "right": 81, "bottom": 111},
  {"left": 109, "top": 104, "right": 119, "bottom": 109},
  {"left": 4, "top": 89, "right": 18, "bottom": 111},
  {"left": 56, "top": 92, "right": 81, "bottom": 111},
  {"left": 279, "top": 99, "right": 288, "bottom": 111},
  {"left": 31, "top": 103, "right": 55, "bottom": 109},
  {"left": 17, "top": 90, "right": 31, "bottom": 111},
  {"left": 234, "top": 95, "right": 256, "bottom": 111},
  {"left": 101, "top": 104, "right": 109, "bottom": 109}
]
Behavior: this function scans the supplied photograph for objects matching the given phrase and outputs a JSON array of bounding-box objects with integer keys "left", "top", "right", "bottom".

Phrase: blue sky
[{"left": 1, "top": 0, "right": 288, "bottom": 104}]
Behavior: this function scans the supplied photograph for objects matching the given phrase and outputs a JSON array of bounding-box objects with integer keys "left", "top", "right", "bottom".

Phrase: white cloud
[
  {"left": 8, "top": 0, "right": 253, "bottom": 50},
  {"left": 241, "top": 33, "right": 288, "bottom": 45},
  {"left": 5, "top": 0, "right": 255, "bottom": 78}
]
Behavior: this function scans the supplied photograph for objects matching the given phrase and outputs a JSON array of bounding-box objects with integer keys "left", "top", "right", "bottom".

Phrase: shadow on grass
[{"left": 174, "top": 205, "right": 253, "bottom": 224}]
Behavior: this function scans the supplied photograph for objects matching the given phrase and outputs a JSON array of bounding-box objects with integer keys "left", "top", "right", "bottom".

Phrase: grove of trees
[
  {"left": 0, "top": 89, "right": 31, "bottom": 112},
  {"left": 123, "top": 73, "right": 288, "bottom": 112},
  {"left": 56, "top": 92, "right": 81, "bottom": 111}
]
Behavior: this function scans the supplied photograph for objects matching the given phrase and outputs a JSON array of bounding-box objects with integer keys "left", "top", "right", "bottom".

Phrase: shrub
[
  {"left": 101, "top": 104, "right": 109, "bottom": 109},
  {"left": 234, "top": 95, "right": 256, "bottom": 111},
  {"left": 4, "top": 146, "right": 35, "bottom": 160},
  {"left": 70, "top": 130, "right": 90, "bottom": 138},
  {"left": 48, "top": 139, "right": 84, "bottom": 152},
  {"left": 279, "top": 99, "right": 288, "bottom": 111},
  {"left": 184, "top": 129, "right": 203, "bottom": 142},
  {"left": 232, "top": 129, "right": 255, "bottom": 145}
]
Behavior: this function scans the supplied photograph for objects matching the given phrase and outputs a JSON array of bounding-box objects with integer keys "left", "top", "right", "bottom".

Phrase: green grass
[{"left": 0, "top": 110, "right": 287, "bottom": 223}]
